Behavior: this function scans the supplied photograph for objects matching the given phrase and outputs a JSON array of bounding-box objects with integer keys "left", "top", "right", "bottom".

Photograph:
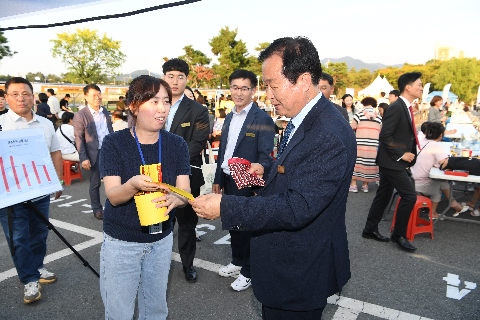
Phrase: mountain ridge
[{"left": 323, "top": 56, "right": 404, "bottom": 73}]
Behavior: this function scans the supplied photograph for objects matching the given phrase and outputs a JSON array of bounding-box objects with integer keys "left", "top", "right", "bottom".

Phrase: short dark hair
[
  {"left": 119, "top": 96, "right": 124, "bottom": 100},
  {"left": 229, "top": 69, "right": 258, "bottom": 88},
  {"left": 61, "top": 111, "right": 75, "bottom": 124},
  {"left": 47, "top": 88, "right": 55, "bottom": 95},
  {"left": 185, "top": 86, "right": 194, "bottom": 98},
  {"left": 378, "top": 102, "right": 389, "bottom": 113},
  {"left": 5, "top": 77, "right": 33, "bottom": 93},
  {"left": 389, "top": 90, "right": 400, "bottom": 97},
  {"left": 218, "top": 108, "right": 226, "bottom": 118},
  {"left": 380, "top": 92, "right": 386, "bottom": 97},
  {"left": 64, "top": 94, "right": 70, "bottom": 98},
  {"left": 425, "top": 122, "right": 445, "bottom": 140},
  {"left": 83, "top": 84, "right": 101, "bottom": 95},
  {"left": 361, "top": 97, "right": 377, "bottom": 108},
  {"left": 127, "top": 75, "right": 172, "bottom": 121},
  {"left": 112, "top": 110, "right": 124, "bottom": 120},
  {"left": 319, "top": 72, "right": 334, "bottom": 86},
  {"left": 38, "top": 93, "right": 48, "bottom": 103},
  {"left": 430, "top": 95, "right": 442, "bottom": 107},
  {"left": 259, "top": 37, "right": 322, "bottom": 86},
  {"left": 162, "top": 58, "right": 189, "bottom": 76},
  {"left": 398, "top": 72, "right": 422, "bottom": 93},
  {"left": 420, "top": 121, "right": 430, "bottom": 134},
  {"left": 0, "top": 89, "right": 6, "bottom": 98}
]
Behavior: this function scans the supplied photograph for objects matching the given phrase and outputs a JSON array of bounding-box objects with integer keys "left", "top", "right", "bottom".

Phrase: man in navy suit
[
  {"left": 213, "top": 69, "right": 275, "bottom": 291},
  {"left": 191, "top": 37, "right": 356, "bottom": 319},
  {"left": 73, "top": 84, "right": 113, "bottom": 219}
]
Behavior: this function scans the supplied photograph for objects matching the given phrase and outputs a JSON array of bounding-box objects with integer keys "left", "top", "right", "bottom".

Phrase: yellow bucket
[
  {"left": 134, "top": 163, "right": 167, "bottom": 226},
  {"left": 134, "top": 191, "right": 168, "bottom": 226}
]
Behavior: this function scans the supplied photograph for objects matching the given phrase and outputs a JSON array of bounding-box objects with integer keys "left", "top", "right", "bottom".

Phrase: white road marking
[
  {"left": 196, "top": 223, "right": 215, "bottom": 236},
  {"left": 50, "top": 195, "right": 72, "bottom": 203},
  {"left": 442, "top": 273, "right": 476, "bottom": 300},
  {"left": 58, "top": 199, "right": 87, "bottom": 207},
  {"left": 0, "top": 219, "right": 437, "bottom": 319},
  {"left": 0, "top": 219, "right": 102, "bottom": 283},
  {"left": 82, "top": 203, "right": 93, "bottom": 213}
]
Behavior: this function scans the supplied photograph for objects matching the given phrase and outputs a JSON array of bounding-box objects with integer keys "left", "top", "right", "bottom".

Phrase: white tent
[{"left": 358, "top": 76, "right": 394, "bottom": 97}]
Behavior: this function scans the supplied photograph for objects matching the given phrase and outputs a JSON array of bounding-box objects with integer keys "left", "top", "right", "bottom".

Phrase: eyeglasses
[
  {"left": 231, "top": 86, "right": 251, "bottom": 93},
  {"left": 7, "top": 93, "right": 33, "bottom": 100},
  {"left": 166, "top": 74, "right": 186, "bottom": 81}
]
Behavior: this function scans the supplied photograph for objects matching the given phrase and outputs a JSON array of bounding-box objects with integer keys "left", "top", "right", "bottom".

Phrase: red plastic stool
[
  {"left": 390, "top": 195, "right": 433, "bottom": 241},
  {"left": 63, "top": 160, "right": 83, "bottom": 186}
]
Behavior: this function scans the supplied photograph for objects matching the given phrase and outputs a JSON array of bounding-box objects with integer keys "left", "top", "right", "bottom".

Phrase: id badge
[{"left": 149, "top": 223, "right": 162, "bottom": 234}]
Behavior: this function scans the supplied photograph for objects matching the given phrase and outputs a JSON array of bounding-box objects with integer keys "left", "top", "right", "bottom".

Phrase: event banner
[
  {"left": 422, "top": 83, "right": 431, "bottom": 102},
  {"left": 0, "top": 128, "right": 62, "bottom": 209},
  {"left": 442, "top": 84, "right": 452, "bottom": 101}
]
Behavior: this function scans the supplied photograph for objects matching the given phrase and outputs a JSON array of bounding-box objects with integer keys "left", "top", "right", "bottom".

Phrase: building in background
[{"left": 435, "top": 43, "right": 465, "bottom": 61}]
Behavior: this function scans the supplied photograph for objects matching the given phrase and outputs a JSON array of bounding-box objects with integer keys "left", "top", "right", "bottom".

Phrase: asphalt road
[{"left": 1, "top": 169, "right": 479, "bottom": 320}]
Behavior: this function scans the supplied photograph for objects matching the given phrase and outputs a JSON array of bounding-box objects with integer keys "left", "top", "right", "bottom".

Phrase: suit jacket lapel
[
  {"left": 234, "top": 104, "right": 258, "bottom": 151},
  {"left": 170, "top": 98, "right": 189, "bottom": 133},
  {"left": 399, "top": 98, "right": 414, "bottom": 132},
  {"left": 219, "top": 113, "right": 233, "bottom": 163},
  {"left": 101, "top": 106, "right": 114, "bottom": 133}
]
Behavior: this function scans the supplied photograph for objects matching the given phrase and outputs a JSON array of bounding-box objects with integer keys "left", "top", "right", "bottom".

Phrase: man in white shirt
[
  {"left": 47, "top": 89, "right": 60, "bottom": 126},
  {"left": 212, "top": 69, "right": 275, "bottom": 291},
  {"left": 0, "top": 77, "right": 63, "bottom": 304},
  {"left": 111, "top": 110, "right": 128, "bottom": 132},
  {"left": 73, "top": 85, "right": 113, "bottom": 219},
  {"left": 56, "top": 111, "right": 79, "bottom": 161}
]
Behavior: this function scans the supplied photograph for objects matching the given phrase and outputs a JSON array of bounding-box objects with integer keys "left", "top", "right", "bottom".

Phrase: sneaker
[
  {"left": 24, "top": 281, "right": 41, "bottom": 304},
  {"left": 361, "top": 185, "right": 368, "bottom": 193},
  {"left": 349, "top": 185, "right": 358, "bottom": 193},
  {"left": 231, "top": 274, "right": 251, "bottom": 291},
  {"left": 38, "top": 268, "right": 57, "bottom": 284},
  {"left": 219, "top": 263, "right": 242, "bottom": 278}
]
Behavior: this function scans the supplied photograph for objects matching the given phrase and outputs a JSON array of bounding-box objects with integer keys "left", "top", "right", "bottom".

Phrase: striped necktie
[{"left": 277, "top": 120, "right": 294, "bottom": 158}]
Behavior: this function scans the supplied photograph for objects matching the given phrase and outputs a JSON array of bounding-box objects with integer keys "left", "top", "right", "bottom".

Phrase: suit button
[{"left": 231, "top": 226, "right": 240, "bottom": 230}]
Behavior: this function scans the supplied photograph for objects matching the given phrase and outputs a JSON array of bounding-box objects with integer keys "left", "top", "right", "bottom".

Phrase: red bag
[{"left": 228, "top": 157, "right": 265, "bottom": 189}]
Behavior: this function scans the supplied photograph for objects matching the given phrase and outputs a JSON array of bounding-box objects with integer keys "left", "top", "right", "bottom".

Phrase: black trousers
[
  {"left": 176, "top": 186, "right": 200, "bottom": 268},
  {"left": 365, "top": 166, "right": 417, "bottom": 237},
  {"left": 89, "top": 152, "right": 103, "bottom": 213},
  {"left": 262, "top": 305, "right": 324, "bottom": 320},
  {"left": 223, "top": 172, "right": 253, "bottom": 278}
]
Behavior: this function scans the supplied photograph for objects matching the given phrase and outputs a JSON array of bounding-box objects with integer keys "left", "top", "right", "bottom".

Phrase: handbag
[{"left": 199, "top": 141, "right": 217, "bottom": 195}]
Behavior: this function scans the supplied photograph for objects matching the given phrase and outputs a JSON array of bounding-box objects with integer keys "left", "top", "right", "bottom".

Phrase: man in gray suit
[{"left": 73, "top": 84, "right": 113, "bottom": 219}]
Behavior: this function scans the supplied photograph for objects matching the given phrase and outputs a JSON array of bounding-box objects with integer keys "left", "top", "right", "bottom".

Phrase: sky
[{"left": 1, "top": 0, "right": 479, "bottom": 78}]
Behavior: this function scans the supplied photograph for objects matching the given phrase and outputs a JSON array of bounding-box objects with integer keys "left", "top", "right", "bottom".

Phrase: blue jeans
[
  {"left": 100, "top": 232, "right": 173, "bottom": 320},
  {"left": 0, "top": 196, "right": 50, "bottom": 284}
]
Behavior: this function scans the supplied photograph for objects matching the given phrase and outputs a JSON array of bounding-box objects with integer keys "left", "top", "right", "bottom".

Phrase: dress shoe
[
  {"left": 362, "top": 229, "right": 390, "bottom": 242},
  {"left": 391, "top": 234, "right": 416, "bottom": 252},
  {"left": 196, "top": 236, "right": 202, "bottom": 242},
  {"left": 183, "top": 266, "right": 197, "bottom": 282},
  {"left": 93, "top": 211, "right": 103, "bottom": 220}
]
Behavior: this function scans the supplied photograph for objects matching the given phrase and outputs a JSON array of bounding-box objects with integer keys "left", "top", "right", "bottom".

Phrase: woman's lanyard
[{"left": 133, "top": 127, "right": 161, "bottom": 165}]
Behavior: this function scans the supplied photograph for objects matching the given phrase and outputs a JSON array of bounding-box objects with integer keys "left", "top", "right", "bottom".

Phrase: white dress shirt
[
  {"left": 47, "top": 96, "right": 61, "bottom": 115},
  {"left": 88, "top": 105, "right": 109, "bottom": 149},
  {"left": 56, "top": 124, "right": 76, "bottom": 155},
  {"left": 287, "top": 92, "right": 322, "bottom": 145},
  {"left": 221, "top": 102, "right": 253, "bottom": 175},
  {"left": 166, "top": 94, "right": 184, "bottom": 132}
]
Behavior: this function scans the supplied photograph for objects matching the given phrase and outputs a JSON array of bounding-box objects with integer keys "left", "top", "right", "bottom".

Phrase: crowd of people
[{"left": 1, "top": 36, "right": 479, "bottom": 319}]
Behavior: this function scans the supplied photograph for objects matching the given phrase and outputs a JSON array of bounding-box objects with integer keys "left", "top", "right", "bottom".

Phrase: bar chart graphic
[{"left": 0, "top": 128, "right": 62, "bottom": 209}]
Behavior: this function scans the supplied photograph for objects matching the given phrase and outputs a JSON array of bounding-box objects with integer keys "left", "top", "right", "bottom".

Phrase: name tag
[
  {"left": 278, "top": 165, "right": 285, "bottom": 174},
  {"left": 246, "top": 133, "right": 255, "bottom": 137},
  {"left": 181, "top": 122, "right": 190, "bottom": 127}
]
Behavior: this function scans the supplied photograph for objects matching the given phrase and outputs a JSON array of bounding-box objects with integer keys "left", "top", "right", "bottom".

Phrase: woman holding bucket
[{"left": 99, "top": 75, "right": 191, "bottom": 319}]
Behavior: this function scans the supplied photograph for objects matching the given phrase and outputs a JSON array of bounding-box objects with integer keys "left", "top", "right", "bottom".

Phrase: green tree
[
  {"left": 324, "top": 62, "right": 350, "bottom": 95},
  {"left": 432, "top": 58, "right": 480, "bottom": 101},
  {"left": 50, "top": 28, "right": 126, "bottom": 84},
  {"left": 178, "top": 45, "right": 213, "bottom": 88},
  {"left": 350, "top": 68, "right": 373, "bottom": 89},
  {"left": 0, "top": 30, "right": 16, "bottom": 61},
  {"left": 209, "top": 27, "right": 251, "bottom": 87},
  {"left": 26, "top": 72, "right": 46, "bottom": 83},
  {"left": 0, "top": 74, "right": 14, "bottom": 81}
]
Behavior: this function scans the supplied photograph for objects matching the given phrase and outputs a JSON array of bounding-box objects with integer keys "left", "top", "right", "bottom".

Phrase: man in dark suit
[
  {"left": 318, "top": 72, "right": 349, "bottom": 121},
  {"left": 73, "top": 84, "right": 113, "bottom": 219},
  {"left": 163, "top": 58, "right": 209, "bottom": 282},
  {"left": 212, "top": 69, "right": 275, "bottom": 291},
  {"left": 191, "top": 37, "right": 356, "bottom": 319},
  {"left": 362, "top": 72, "right": 424, "bottom": 252}
]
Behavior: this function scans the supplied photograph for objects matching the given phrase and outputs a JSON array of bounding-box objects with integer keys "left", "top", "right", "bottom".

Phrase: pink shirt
[{"left": 411, "top": 139, "right": 447, "bottom": 184}]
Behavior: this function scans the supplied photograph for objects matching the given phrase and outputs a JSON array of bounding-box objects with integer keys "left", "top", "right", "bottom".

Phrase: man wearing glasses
[
  {"left": 163, "top": 58, "right": 209, "bottom": 283},
  {"left": 318, "top": 73, "right": 348, "bottom": 121},
  {"left": 213, "top": 69, "right": 275, "bottom": 291},
  {"left": 0, "top": 77, "right": 63, "bottom": 304}
]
